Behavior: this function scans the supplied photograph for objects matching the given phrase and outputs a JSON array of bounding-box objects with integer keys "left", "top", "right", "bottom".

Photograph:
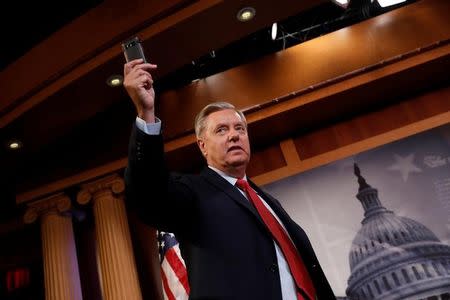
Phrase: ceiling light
[
  {"left": 106, "top": 75, "right": 123, "bottom": 87},
  {"left": 8, "top": 140, "right": 22, "bottom": 150},
  {"left": 331, "top": 0, "right": 379, "bottom": 9},
  {"left": 376, "top": 0, "right": 406, "bottom": 7},
  {"left": 237, "top": 7, "right": 256, "bottom": 22},
  {"left": 271, "top": 23, "right": 278, "bottom": 40},
  {"left": 331, "top": 0, "right": 350, "bottom": 9}
]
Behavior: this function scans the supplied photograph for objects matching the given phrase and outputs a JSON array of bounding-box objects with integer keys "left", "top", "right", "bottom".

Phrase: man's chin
[{"left": 227, "top": 157, "right": 249, "bottom": 168}]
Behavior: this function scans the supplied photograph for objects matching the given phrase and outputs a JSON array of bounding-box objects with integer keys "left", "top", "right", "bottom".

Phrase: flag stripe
[
  {"left": 158, "top": 231, "right": 190, "bottom": 300},
  {"left": 161, "top": 258, "right": 188, "bottom": 299},
  {"left": 165, "top": 248, "right": 190, "bottom": 293},
  {"left": 161, "top": 267, "right": 176, "bottom": 300}
]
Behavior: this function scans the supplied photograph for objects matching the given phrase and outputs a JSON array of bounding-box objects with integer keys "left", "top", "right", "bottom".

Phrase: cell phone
[{"left": 121, "top": 36, "right": 147, "bottom": 63}]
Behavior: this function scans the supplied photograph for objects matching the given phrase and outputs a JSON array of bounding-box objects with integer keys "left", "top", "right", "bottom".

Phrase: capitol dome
[
  {"left": 349, "top": 208, "right": 440, "bottom": 270},
  {"left": 346, "top": 164, "right": 450, "bottom": 300}
]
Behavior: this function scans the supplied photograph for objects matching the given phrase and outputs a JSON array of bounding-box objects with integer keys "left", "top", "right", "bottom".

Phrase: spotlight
[
  {"left": 271, "top": 23, "right": 278, "bottom": 40},
  {"left": 331, "top": 0, "right": 375, "bottom": 10},
  {"left": 331, "top": 0, "right": 350, "bottom": 9},
  {"left": 376, "top": 0, "right": 406, "bottom": 7}
]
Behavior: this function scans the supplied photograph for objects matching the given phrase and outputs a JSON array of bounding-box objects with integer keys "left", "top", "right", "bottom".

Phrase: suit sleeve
[{"left": 124, "top": 124, "right": 196, "bottom": 234}]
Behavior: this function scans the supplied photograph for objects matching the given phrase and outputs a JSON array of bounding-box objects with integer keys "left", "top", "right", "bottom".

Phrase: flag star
[{"left": 387, "top": 153, "right": 422, "bottom": 182}]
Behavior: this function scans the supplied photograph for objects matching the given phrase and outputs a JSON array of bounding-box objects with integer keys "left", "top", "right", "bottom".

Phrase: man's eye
[{"left": 216, "top": 127, "right": 227, "bottom": 134}]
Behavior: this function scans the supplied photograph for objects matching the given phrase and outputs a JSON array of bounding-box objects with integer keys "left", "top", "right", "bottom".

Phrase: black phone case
[{"left": 122, "top": 37, "right": 147, "bottom": 63}]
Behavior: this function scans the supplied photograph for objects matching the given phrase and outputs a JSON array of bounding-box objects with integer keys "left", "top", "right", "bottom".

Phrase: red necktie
[{"left": 235, "top": 178, "right": 316, "bottom": 300}]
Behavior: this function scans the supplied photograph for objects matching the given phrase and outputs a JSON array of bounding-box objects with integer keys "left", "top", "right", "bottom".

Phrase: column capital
[
  {"left": 24, "top": 193, "right": 72, "bottom": 224},
  {"left": 77, "top": 174, "right": 125, "bottom": 205}
]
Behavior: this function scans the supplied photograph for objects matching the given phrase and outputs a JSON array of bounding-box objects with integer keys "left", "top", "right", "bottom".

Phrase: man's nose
[{"left": 228, "top": 130, "right": 239, "bottom": 141}]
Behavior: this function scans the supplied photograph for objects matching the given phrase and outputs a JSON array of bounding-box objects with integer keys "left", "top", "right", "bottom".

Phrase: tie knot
[{"left": 235, "top": 178, "right": 249, "bottom": 191}]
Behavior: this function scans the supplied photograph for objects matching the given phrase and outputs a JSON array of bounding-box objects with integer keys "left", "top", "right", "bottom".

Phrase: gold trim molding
[
  {"left": 23, "top": 193, "right": 72, "bottom": 224},
  {"left": 77, "top": 174, "right": 125, "bottom": 205}
]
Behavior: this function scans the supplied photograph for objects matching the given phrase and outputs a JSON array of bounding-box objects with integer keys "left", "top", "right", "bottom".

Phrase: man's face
[{"left": 197, "top": 109, "right": 251, "bottom": 173}]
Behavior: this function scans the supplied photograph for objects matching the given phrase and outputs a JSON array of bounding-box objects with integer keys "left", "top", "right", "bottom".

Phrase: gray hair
[{"left": 194, "top": 101, "right": 247, "bottom": 138}]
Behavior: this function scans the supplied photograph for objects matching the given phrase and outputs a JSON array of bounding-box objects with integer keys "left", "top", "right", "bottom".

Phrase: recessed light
[
  {"left": 237, "top": 7, "right": 256, "bottom": 22},
  {"left": 106, "top": 75, "right": 123, "bottom": 87},
  {"left": 8, "top": 140, "right": 22, "bottom": 150}
]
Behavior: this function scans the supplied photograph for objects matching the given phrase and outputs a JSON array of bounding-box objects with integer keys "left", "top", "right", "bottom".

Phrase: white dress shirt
[{"left": 136, "top": 116, "right": 297, "bottom": 300}]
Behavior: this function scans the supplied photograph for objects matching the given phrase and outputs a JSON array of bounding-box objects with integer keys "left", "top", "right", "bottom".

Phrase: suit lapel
[
  {"left": 200, "top": 168, "right": 267, "bottom": 228},
  {"left": 201, "top": 169, "right": 315, "bottom": 264},
  {"left": 200, "top": 168, "right": 303, "bottom": 245}
]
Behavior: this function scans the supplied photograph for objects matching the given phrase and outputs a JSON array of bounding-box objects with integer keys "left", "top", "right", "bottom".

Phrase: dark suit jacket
[{"left": 125, "top": 125, "right": 336, "bottom": 300}]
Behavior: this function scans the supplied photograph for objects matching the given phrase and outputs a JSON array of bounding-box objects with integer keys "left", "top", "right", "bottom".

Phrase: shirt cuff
[{"left": 135, "top": 116, "right": 162, "bottom": 135}]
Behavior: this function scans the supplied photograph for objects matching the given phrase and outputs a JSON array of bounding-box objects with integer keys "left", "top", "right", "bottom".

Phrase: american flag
[{"left": 157, "top": 231, "right": 190, "bottom": 300}]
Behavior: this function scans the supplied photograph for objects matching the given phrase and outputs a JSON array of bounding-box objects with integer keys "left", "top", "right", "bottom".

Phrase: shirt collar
[{"left": 208, "top": 165, "right": 247, "bottom": 186}]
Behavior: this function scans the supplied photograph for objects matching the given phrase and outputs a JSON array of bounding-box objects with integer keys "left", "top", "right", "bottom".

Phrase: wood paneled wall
[{"left": 249, "top": 85, "right": 450, "bottom": 185}]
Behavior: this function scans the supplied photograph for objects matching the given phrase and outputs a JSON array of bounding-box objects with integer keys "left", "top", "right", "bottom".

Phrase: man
[{"left": 123, "top": 59, "right": 335, "bottom": 300}]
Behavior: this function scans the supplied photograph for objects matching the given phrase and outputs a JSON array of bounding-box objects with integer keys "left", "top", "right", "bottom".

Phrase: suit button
[{"left": 269, "top": 263, "right": 278, "bottom": 273}]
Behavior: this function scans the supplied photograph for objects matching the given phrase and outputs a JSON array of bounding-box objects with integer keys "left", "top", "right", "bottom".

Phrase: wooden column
[
  {"left": 24, "top": 193, "right": 82, "bottom": 300},
  {"left": 77, "top": 174, "right": 142, "bottom": 300}
]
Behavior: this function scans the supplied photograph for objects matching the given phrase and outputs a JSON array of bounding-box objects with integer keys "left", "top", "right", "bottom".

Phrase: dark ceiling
[
  {"left": 0, "top": 0, "right": 418, "bottom": 223},
  {"left": 0, "top": 1, "right": 103, "bottom": 71}
]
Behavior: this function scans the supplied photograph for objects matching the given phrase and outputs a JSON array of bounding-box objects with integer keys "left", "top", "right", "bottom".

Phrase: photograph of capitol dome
[
  {"left": 346, "top": 164, "right": 450, "bottom": 300},
  {"left": 264, "top": 123, "right": 450, "bottom": 299}
]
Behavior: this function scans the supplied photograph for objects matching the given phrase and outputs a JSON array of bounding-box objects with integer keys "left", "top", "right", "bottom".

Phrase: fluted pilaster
[
  {"left": 24, "top": 193, "right": 82, "bottom": 300},
  {"left": 77, "top": 174, "right": 142, "bottom": 300}
]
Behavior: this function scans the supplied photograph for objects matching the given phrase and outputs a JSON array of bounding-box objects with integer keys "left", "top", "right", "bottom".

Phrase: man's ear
[{"left": 197, "top": 139, "right": 207, "bottom": 157}]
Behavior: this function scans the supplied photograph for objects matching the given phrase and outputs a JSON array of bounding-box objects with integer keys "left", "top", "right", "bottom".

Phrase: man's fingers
[
  {"left": 133, "top": 73, "right": 153, "bottom": 88},
  {"left": 124, "top": 59, "right": 144, "bottom": 74},
  {"left": 128, "top": 58, "right": 145, "bottom": 67},
  {"left": 125, "top": 61, "right": 157, "bottom": 76},
  {"left": 146, "top": 74, "right": 154, "bottom": 85},
  {"left": 136, "top": 63, "right": 158, "bottom": 71},
  {"left": 146, "top": 63, "right": 158, "bottom": 69},
  {"left": 124, "top": 59, "right": 155, "bottom": 72}
]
